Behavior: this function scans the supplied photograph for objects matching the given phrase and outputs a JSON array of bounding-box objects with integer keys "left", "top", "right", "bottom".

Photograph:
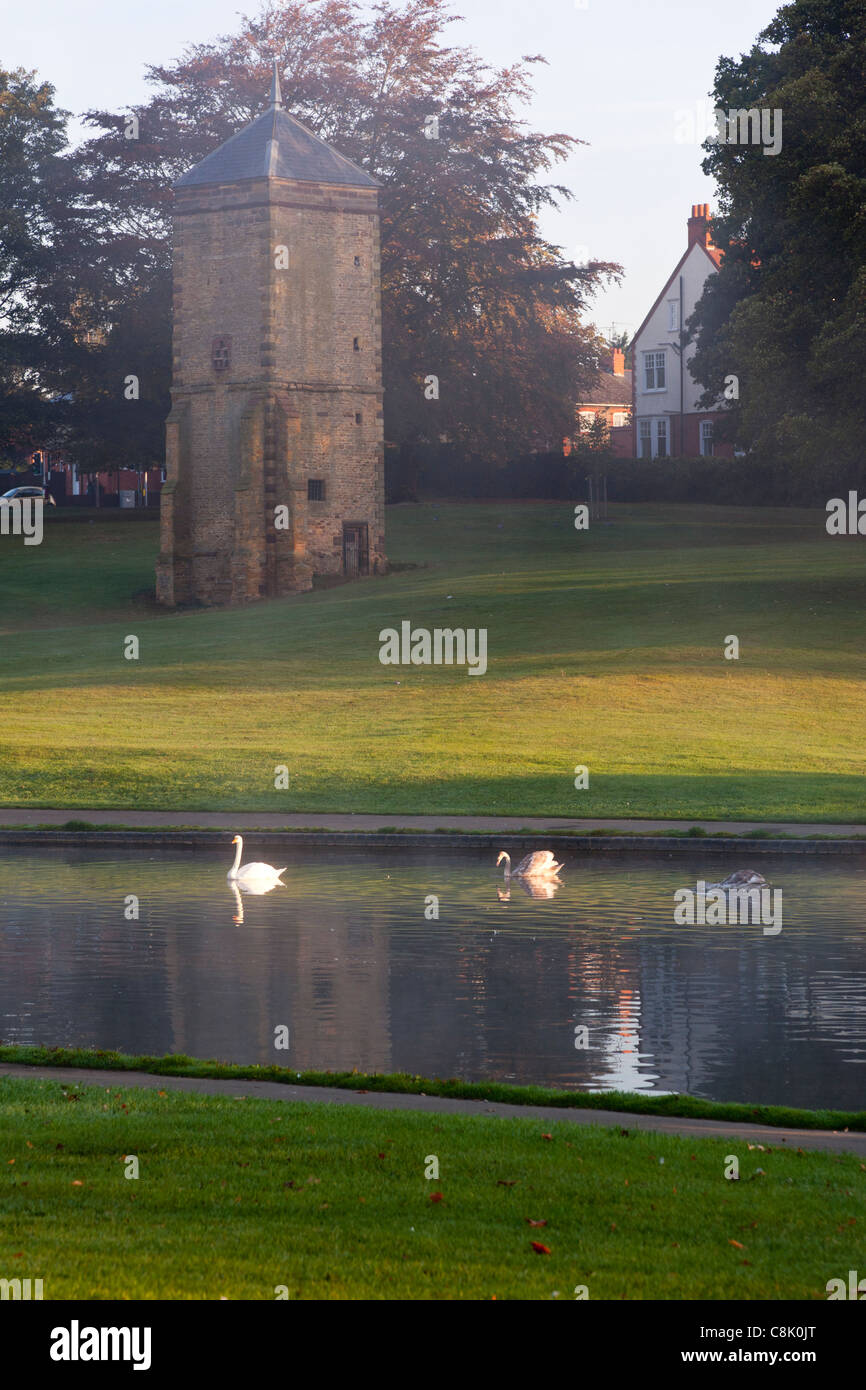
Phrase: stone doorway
[{"left": 342, "top": 522, "right": 369, "bottom": 577}]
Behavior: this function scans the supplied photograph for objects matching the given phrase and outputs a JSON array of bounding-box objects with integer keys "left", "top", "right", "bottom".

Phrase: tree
[
  {"left": 606, "top": 328, "right": 632, "bottom": 367},
  {"left": 0, "top": 66, "right": 72, "bottom": 456},
  {"left": 60, "top": 0, "right": 618, "bottom": 467},
  {"left": 689, "top": 0, "right": 866, "bottom": 475}
]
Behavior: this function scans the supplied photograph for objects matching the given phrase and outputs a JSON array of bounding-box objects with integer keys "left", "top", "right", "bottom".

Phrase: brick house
[
  {"left": 574, "top": 348, "right": 633, "bottom": 457},
  {"left": 630, "top": 204, "right": 733, "bottom": 459},
  {"left": 0, "top": 450, "right": 163, "bottom": 506}
]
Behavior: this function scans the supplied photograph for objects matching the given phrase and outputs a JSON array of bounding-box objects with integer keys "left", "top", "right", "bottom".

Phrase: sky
[{"left": 3, "top": 0, "right": 782, "bottom": 340}]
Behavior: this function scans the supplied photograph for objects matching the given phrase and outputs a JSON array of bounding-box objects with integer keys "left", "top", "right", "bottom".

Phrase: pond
[{"left": 0, "top": 842, "right": 864, "bottom": 1110}]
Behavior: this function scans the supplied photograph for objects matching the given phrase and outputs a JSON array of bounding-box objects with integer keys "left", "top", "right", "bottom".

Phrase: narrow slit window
[
  {"left": 307, "top": 479, "right": 325, "bottom": 501},
  {"left": 353, "top": 337, "right": 360, "bottom": 352},
  {"left": 212, "top": 336, "right": 231, "bottom": 372},
  {"left": 354, "top": 412, "right": 362, "bottom": 425}
]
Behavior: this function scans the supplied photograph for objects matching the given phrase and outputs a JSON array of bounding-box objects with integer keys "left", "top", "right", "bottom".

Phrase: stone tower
[{"left": 156, "top": 65, "right": 387, "bottom": 606}]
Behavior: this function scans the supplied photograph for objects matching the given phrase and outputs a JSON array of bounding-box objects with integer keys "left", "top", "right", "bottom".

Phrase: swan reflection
[
  {"left": 498, "top": 876, "right": 562, "bottom": 901},
  {"left": 229, "top": 879, "right": 282, "bottom": 924}
]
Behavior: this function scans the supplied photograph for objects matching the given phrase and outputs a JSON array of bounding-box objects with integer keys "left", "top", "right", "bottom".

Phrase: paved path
[
  {"left": 0, "top": 809, "right": 862, "bottom": 837},
  {"left": 2, "top": 1064, "right": 862, "bottom": 1155}
]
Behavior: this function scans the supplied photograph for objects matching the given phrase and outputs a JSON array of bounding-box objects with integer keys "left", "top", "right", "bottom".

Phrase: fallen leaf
[
  {"left": 72, "top": 1180, "right": 83, "bottom": 1187},
  {"left": 430, "top": 1192, "right": 444, "bottom": 1204},
  {"left": 531, "top": 1242, "right": 551, "bottom": 1255},
  {"left": 729, "top": 1239, "right": 745, "bottom": 1249},
  {"left": 525, "top": 1219, "right": 547, "bottom": 1227},
  {"left": 158, "top": 1091, "right": 167, "bottom": 1097},
  {"left": 497, "top": 1180, "right": 517, "bottom": 1187},
  {"left": 541, "top": 1134, "right": 553, "bottom": 1141}
]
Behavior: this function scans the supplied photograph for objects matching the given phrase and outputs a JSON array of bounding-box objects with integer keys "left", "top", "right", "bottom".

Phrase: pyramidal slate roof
[{"left": 176, "top": 64, "right": 378, "bottom": 191}]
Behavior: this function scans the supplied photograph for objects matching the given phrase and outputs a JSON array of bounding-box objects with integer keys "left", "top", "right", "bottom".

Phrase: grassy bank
[
  {"left": 0, "top": 1073, "right": 862, "bottom": 1299},
  {"left": 0, "top": 503, "right": 863, "bottom": 820},
  {"left": 3, "top": 1046, "right": 864, "bottom": 1131}
]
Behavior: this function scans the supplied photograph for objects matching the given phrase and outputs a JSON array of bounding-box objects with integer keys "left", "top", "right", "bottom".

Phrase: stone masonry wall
[{"left": 157, "top": 173, "right": 386, "bottom": 606}]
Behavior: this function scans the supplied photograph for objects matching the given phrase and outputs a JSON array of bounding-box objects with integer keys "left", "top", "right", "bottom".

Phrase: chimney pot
[{"left": 688, "top": 202, "right": 712, "bottom": 249}]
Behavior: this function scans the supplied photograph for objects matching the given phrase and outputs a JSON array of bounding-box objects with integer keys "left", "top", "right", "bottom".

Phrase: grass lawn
[
  {"left": 1, "top": 1074, "right": 863, "bottom": 1300},
  {"left": 0, "top": 502, "right": 863, "bottom": 821}
]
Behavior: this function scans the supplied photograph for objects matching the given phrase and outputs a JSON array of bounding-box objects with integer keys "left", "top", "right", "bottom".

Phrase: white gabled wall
[{"left": 633, "top": 242, "right": 719, "bottom": 457}]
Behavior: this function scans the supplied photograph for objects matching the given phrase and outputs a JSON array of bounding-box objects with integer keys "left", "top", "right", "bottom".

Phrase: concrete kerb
[
  {"left": 1, "top": 828, "right": 865, "bottom": 855},
  {"left": 1, "top": 1063, "right": 863, "bottom": 1156}
]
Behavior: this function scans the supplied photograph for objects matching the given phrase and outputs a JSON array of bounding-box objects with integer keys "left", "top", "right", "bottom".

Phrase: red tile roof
[{"left": 577, "top": 369, "right": 633, "bottom": 407}]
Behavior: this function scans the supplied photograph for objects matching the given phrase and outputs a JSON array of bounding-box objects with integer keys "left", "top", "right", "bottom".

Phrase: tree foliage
[
  {"left": 690, "top": 0, "right": 866, "bottom": 474},
  {"left": 0, "top": 65, "right": 71, "bottom": 456},
  {"left": 34, "top": 0, "right": 618, "bottom": 468}
]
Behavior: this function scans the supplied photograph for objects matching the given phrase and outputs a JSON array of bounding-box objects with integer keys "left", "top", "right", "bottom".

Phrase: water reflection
[
  {"left": 229, "top": 880, "right": 282, "bottom": 925},
  {"left": 0, "top": 844, "right": 864, "bottom": 1109},
  {"left": 498, "top": 877, "right": 562, "bottom": 900}
]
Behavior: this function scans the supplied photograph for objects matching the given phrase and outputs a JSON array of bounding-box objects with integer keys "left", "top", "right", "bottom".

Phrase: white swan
[
  {"left": 227, "top": 835, "right": 286, "bottom": 891},
  {"left": 497, "top": 850, "right": 564, "bottom": 882}
]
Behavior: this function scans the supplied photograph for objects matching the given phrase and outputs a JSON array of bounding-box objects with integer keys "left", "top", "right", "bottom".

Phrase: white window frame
[
  {"left": 700, "top": 420, "right": 714, "bottom": 457},
  {"left": 639, "top": 419, "right": 652, "bottom": 459},
  {"left": 642, "top": 350, "right": 666, "bottom": 393},
  {"left": 612, "top": 412, "right": 628, "bottom": 429},
  {"left": 656, "top": 419, "right": 668, "bottom": 458}
]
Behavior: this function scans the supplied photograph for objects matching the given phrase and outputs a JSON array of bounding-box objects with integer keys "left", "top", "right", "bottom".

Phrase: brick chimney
[
  {"left": 611, "top": 347, "right": 625, "bottom": 376},
  {"left": 688, "top": 203, "right": 712, "bottom": 248}
]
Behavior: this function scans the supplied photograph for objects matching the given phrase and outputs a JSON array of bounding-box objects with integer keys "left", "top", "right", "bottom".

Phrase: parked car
[{"left": 0, "top": 486, "right": 56, "bottom": 506}]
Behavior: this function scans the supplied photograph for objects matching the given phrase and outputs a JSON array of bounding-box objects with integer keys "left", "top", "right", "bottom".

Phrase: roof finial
[{"left": 269, "top": 58, "right": 283, "bottom": 111}]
